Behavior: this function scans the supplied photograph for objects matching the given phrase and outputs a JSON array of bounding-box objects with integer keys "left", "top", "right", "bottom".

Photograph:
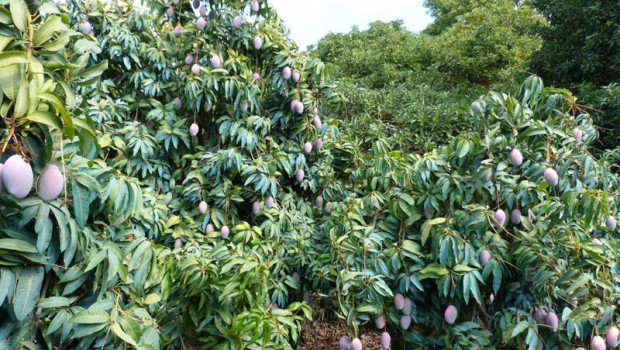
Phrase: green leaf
[
  {"left": 457, "top": 139, "right": 470, "bottom": 158},
  {"left": 38, "top": 296, "right": 71, "bottom": 308},
  {"left": 511, "top": 320, "right": 530, "bottom": 338},
  {"left": 74, "top": 38, "right": 102, "bottom": 55},
  {"left": 240, "top": 261, "right": 259, "bottom": 273},
  {"left": 75, "top": 60, "right": 108, "bottom": 84},
  {"left": 14, "top": 267, "right": 44, "bottom": 321},
  {"left": 421, "top": 217, "right": 446, "bottom": 245},
  {"left": 111, "top": 322, "right": 138, "bottom": 346},
  {"left": 355, "top": 303, "right": 381, "bottom": 314},
  {"left": 13, "top": 78, "right": 28, "bottom": 119},
  {"left": 46, "top": 309, "right": 69, "bottom": 335},
  {"left": 0, "top": 64, "right": 21, "bottom": 99},
  {"left": 9, "top": 0, "right": 28, "bottom": 32},
  {"left": 33, "top": 15, "right": 68, "bottom": 46},
  {"left": 57, "top": 80, "right": 76, "bottom": 109},
  {"left": 453, "top": 265, "right": 475, "bottom": 273},
  {"left": 42, "top": 30, "right": 73, "bottom": 51},
  {"left": 143, "top": 293, "right": 161, "bottom": 305},
  {"left": 106, "top": 244, "right": 121, "bottom": 283},
  {"left": 85, "top": 250, "right": 106, "bottom": 272},
  {"left": 0, "top": 36, "right": 13, "bottom": 52},
  {"left": 0, "top": 51, "right": 27, "bottom": 68},
  {"left": 0, "top": 7, "right": 11, "bottom": 24},
  {"left": 0, "top": 268, "right": 16, "bottom": 306},
  {"left": 38, "top": 92, "right": 74, "bottom": 138},
  {"left": 69, "top": 310, "right": 110, "bottom": 324},
  {"left": 0, "top": 238, "right": 38, "bottom": 253},
  {"left": 71, "top": 180, "right": 89, "bottom": 228},
  {"left": 25, "top": 111, "right": 63, "bottom": 130}
]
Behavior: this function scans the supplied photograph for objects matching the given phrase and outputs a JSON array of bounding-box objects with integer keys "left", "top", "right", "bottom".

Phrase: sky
[{"left": 269, "top": 0, "right": 434, "bottom": 50}]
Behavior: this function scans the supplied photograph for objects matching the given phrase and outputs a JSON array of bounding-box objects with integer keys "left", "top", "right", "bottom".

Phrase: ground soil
[{"left": 298, "top": 321, "right": 384, "bottom": 350}]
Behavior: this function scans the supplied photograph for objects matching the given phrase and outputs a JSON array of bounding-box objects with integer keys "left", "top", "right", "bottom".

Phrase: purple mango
[
  {"left": 543, "top": 168, "right": 559, "bottom": 186},
  {"left": 221, "top": 225, "right": 230, "bottom": 239},
  {"left": 444, "top": 305, "right": 457, "bottom": 324},
  {"left": 510, "top": 149, "right": 523, "bottom": 166},
  {"left": 38, "top": 164, "right": 63, "bottom": 202},
  {"left": 2, "top": 155, "right": 33, "bottom": 199},
  {"left": 479, "top": 249, "right": 491, "bottom": 266},
  {"left": 189, "top": 123, "right": 199, "bottom": 136}
]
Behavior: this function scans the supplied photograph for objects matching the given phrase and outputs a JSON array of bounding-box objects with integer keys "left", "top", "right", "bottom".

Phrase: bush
[
  {"left": 577, "top": 83, "right": 620, "bottom": 155},
  {"left": 309, "top": 76, "right": 620, "bottom": 349},
  {"left": 313, "top": 2, "right": 543, "bottom": 155},
  {"left": 326, "top": 79, "right": 481, "bottom": 153}
]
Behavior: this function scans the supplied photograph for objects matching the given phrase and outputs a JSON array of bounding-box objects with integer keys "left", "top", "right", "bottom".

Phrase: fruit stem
[{"left": 1, "top": 126, "right": 14, "bottom": 153}]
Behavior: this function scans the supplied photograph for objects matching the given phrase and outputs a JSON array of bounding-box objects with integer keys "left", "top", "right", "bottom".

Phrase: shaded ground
[{"left": 298, "top": 321, "right": 384, "bottom": 350}]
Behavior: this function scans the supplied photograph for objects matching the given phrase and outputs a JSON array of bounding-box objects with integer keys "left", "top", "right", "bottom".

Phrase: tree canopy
[{"left": 529, "top": 0, "right": 620, "bottom": 87}]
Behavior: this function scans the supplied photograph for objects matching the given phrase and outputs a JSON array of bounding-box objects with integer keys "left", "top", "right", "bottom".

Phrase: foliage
[
  {"left": 527, "top": 0, "right": 620, "bottom": 155},
  {"left": 0, "top": 0, "right": 330, "bottom": 348},
  {"left": 422, "top": 0, "right": 544, "bottom": 86},
  {"left": 313, "top": 1, "right": 542, "bottom": 154},
  {"left": 309, "top": 76, "right": 620, "bottom": 349},
  {"left": 312, "top": 21, "right": 478, "bottom": 154},
  {"left": 576, "top": 83, "right": 620, "bottom": 155},
  {"left": 311, "top": 20, "right": 418, "bottom": 90},
  {"left": 325, "top": 79, "right": 479, "bottom": 154},
  {"left": 529, "top": 0, "right": 620, "bottom": 88}
]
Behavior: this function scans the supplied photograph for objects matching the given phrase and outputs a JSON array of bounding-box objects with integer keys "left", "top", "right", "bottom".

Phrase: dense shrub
[
  {"left": 421, "top": 0, "right": 543, "bottom": 86},
  {"left": 576, "top": 83, "right": 620, "bottom": 157},
  {"left": 529, "top": 0, "right": 620, "bottom": 88},
  {"left": 313, "top": 1, "right": 543, "bottom": 155},
  {"left": 326, "top": 80, "right": 479, "bottom": 153},
  {"left": 309, "top": 76, "right": 620, "bottom": 349},
  {"left": 529, "top": 0, "right": 620, "bottom": 154}
]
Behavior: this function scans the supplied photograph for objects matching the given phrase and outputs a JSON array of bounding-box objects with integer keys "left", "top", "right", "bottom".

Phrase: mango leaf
[
  {"left": 511, "top": 320, "right": 530, "bottom": 338},
  {"left": 84, "top": 249, "right": 106, "bottom": 272},
  {"left": 0, "top": 268, "right": 15, "bottom": 306},
  {"left": 0, "top": 51, "right": 27, "bottom": 68},
  {"left": 37, "top": 92, "right": 74, "bottom": 138},
  {"left": 71, "top": 179, "right": 89, "bottom": 228},
  {"left": 13, "top": 267, "right": 44, "bottom": 321},
  {"left": 33, "top": 15, "right": 68, "bottom": 46},
  {"left": 24, "top": 111, "right": 63, "bottom": 130},
  {"left": 0, "top": 7, "right": 11, "bottom": 24},
  {"left": 111, "top": 322, "right": 138, "bottom": 346},
  {"left": 0, "top": 238, "right": 38, "bottom": 253},
  {"left": 37, "top": 296, "right": 71, "bottom": 308},
  {"left": 0, "top": 36, "right": 13, "bottom": 52},
  {"left": 69, "top": 310, "right": 109, "bottom": 324},
  {"left": 73, "top": 38, "right": 102, "bottom": 55},
  {"left": 0, "top": 64, "right": 21, "bottom": 99},
  {"left": 8, "top": 0, "right": 28, "bottom": 32},
  {"left": 421, "top": 217, "right": 446, "bottom": 245},
  {"left": 13, "top": 78, "right": 28, "bottom": 119},
  {"left": 74, "top": 60, "right": 108, "bottom": 85},
  {"left": 42, "top": 30, "right": 74, "bottom": 51},
  {"left": 143, "top": 293, "right": 161, "bottom": 305}
]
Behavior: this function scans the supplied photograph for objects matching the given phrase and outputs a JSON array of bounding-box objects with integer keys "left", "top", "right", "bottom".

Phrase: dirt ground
[{"left": 298, "top": 321, "right": 385, "bottom": 350}]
